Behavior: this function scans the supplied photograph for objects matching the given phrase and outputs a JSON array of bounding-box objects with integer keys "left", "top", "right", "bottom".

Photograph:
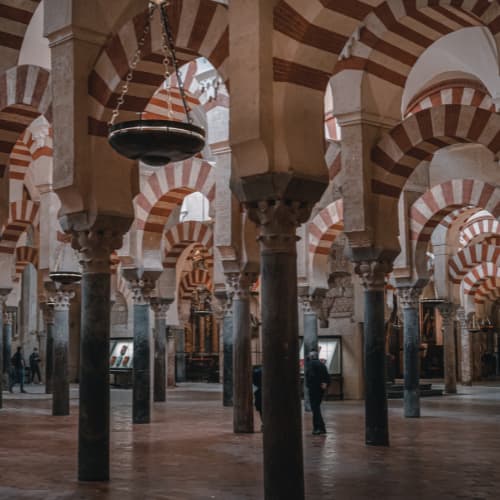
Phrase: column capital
[
  {"left": 122, "top": 268, "right": 161, "bottom": 305},
  {"left": 53, "top": 289, "right": 75, "bottom": 311},
  {"left": 42, "top": 301, "right": 56, "bottom": 324},
  {"left": 212, "top": 289, "right": 228, "bottom": 321},
  {"left": 354, "top": 260, "right": 392, "bottom": 292},
  {"left": 3, "top": 310, "right": 13, "bottom": 325},
  {"left": 397, "top": 287, "right": 422, "bottom": 310},
  {"left": 72, "top": 229, "right": 124, "bottom": 274},
  {"left": 230, "top": 272, "right": 258, "bottom": 301},
  {"left": 437, "top": 302, "right": 457, "bottom": 326},
  {"left": 0, "top": 287, "right": 12, "bottom": 306},
  {"left": 298, "top": 288, "right": 326, "bottom": 316},
  {"left": 245, "top": 200, "right": 310, "bottom": 254},
  {"left": 150, "top": 298, "right": 172, "bottom": 319},
  {"left": 456, "top": 307, "right": 467, "bottom": 328}
]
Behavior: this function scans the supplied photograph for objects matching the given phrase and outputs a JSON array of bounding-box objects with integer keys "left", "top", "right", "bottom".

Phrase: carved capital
[
  {"left": 72, "top": 229, "right": 124, "bottom": 274},
  {"left": 42, "top": 302, "right": 55, "bottom": 325},
  {"left": 3, "top": 310, "right": 13, "bottom": 325},
  {"left": 53, "top": 289, "right": 75, "bottom": 311},
  {"left": 437, "top": 302, "right": 457, "bottom": 327},
  {"left": 456, "top": 307, "right": 467, "bottom": 328},
  {"left": 397, "top": 287, "right": 422, "bottom": 310},
  {"left": 0, "top": 287, "right": 12, "bottom": 307},
  {"left": 231, "top": 272, "right": 257, "bottom": 301},
  {"left": 129, "top": 278, "right": 157, "bottom": 305},
  {"left": 354, "top": 260, "right": 392, "bottom": 291},
  {"left": 150, "top": 298, "right": 172, "bottom": 319},
  {"left": 245, "top": 200, "right": 310, "bottom": 254}
]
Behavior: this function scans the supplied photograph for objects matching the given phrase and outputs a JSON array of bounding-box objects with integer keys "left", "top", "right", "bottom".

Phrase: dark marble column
[
  {"left": 355, "top": 260, "right": 392, "bottom": 446},
  {"left": 246, "top": 201, "right": 307, "bottom": 500},
  {"left": 222, "top": 291, "right": 234, "bottom": 407},
  {"left": 52, "top": 289, "right": 74, "bottom": 416},
  {"left": 398, "top": 287, "right": 422, "bottom": 418},
  {"left": 232, "top": 272, "right": 256, "bottom": 433},
  {"left": 457, "top": 308, "right": 472, "bottom": 386},
  {"left": 74, "top": 228, "right": 123, "bottom": 482},
  {"left": 42, "top": 302, "right": 55, "bottom": 394},
  {"left": 3, "top": 308, "right": 13, "bottom": 379},
  {"left": 0, "top": 289, "right": 11, "bottom": 409},
  {"left": 124, "top": 270, "right": 159, "bottom": 424},
  {"left": 150, "top": 298, "right": 171, "bottom": 403},
  {"left": 438, "top": 302, "right": 457, "bottom": 394}
]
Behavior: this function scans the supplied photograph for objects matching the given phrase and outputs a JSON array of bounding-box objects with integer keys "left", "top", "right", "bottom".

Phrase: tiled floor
[{"left": 0, "top": 382, "right": 499, "bottom": 499}]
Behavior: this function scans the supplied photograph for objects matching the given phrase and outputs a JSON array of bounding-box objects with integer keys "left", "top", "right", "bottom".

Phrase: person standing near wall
[
  {"left": 305, "top": 351, "right": 330, "bottom": 435},
  {"left": 9, "top": 347, "right": 27, "bottom": 393},
  {"left": 29, "top": 348, "right": 42, "bottom": 383}
]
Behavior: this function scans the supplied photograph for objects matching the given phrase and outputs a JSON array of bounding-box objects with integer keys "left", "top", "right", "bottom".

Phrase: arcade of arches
[{"left": 1, "top": 1, "right": 500, "bottom": 499}]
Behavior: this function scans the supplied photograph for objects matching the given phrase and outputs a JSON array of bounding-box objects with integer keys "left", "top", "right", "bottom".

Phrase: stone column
[
  {"left": 125, "top": 271, "right": 158, "bottom": 424},
  {"left": 52, "top": 288, "right": 75, "bottom": 416},
  {"left": 74, "top": 229, "right": 123, "bottom": 482},
  {"left": 246, "top": 201, "right": 306, "bottom": 500},
  {"left": 232, "top": 272, "right": 256, "bottom": 433},
  {"left": 150, "top": 298, "right": 171, "bottom": 403},
  {"left": 398, "top": 287, "right": 422, "bottom": 418},
  {"left": 0, "top": 289, "right": 10, "bottom": 409},
  {"left": 166, "top": 328, "right": 176, "bottom": 387},
  {"left": 298, "top": 295, "right": 319, "bottom": 412},
  {"left": 457, "top": 308, "right": 472, "bottom": 385},
  {"left": 438, "top": 302, "right": 457, "bottom": 394},
  {"left": 222, "top": 287, "right": 234, "bottom": 407},
  {"left": 42, "top": 302, "right": 55, "bottom": 394},
  {"left": 3, "top": 309, "right": 13, "bottom": 381},
  {"left": 355, "top": 260, "right": 392, "bottom": 446}
]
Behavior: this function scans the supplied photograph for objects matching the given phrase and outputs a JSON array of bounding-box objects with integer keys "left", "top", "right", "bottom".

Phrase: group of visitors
[
  {"left": 252, "top": 349, "right": 331, "bottom": 436},
  {"left": 7, "top": 347, "right": 42, "bottom": 393}
]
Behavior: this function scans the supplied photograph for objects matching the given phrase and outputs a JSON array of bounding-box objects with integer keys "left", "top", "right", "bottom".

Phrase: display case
[
  {"left": 109, "top": 338, "right": 133, "bottom": 387},
  {"left": 300, "top": 336, "right": 343, "bottom": 400}
]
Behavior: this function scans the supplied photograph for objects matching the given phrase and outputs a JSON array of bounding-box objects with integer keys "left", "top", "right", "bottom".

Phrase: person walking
[
  {"left": 9, "top": 347, "right": 27, "bottom": 393},
  {"left": 252, "top": 365, "right": 263, "bottom": 430},
  {"left": 29, "top": 348, "right": 42, "bottom": 384},
  {"left": 305, "top": 350, "right": 330, "bottom": 435}
]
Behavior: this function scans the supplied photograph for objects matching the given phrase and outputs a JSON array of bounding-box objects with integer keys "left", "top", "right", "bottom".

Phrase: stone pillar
[
  {"left": 3, "top": 309, "right": 13, "bottom": 379},
  {"left": 232, "top": 272, "right": 256, "bottom": 433},
  {"left": 52, "top": 288, "right": 75, "bottom": 416},
  {"left": 398, "top": 287, "right": 422, "bottom": 418},
  {"left": 166, "top": 328, "right": 176, "bottom": 387},
  {"left": 125, "top": 271, "right": 158, "bottom": 424},
  {"left": 0, "top": 289, "right": 10, "bottom": 409},
  {"left": 222, "top": 289, "right": 234, "bottom": 407},
  {"left": 355, "top": 260, "right": 392, "bottom": 446},
  {"left": 457, "top": 308, "right": 472, "bottom": 385},
  {"left": 150, "top": 298, "right": 171, "bottom": 403},
  {"left": 438, "top": 302, "right": 457, "bottom": 394},
  {"left": 298, "top": 295, "right": 319, "bottom": 412},
  {"left": 246, "top": 201, "right": 306, "bottom": 500},
  {"left": 74, "top": 229, "right": 123, "bottom": 482},
  {"left": 42, "top": 302, "right": 55, "bottom": 394}
]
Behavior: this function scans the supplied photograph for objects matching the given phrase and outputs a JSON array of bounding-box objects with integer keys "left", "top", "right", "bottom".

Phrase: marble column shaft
[
  {"left": 75, "top": 229, "right": 122, "bottom": 482},
  {"left": 151, "top": 299, "right": 170, "bottom": 403},
  {"left": 222, "top": 308, "right": 234, "bottom": 407},
  {"left": 247, "top": 201, "right": 305, "bottom": 500},
  {"left": 438, "top": 302, "right": 457, "bottom": 394},
  {"left": 0, "top": 291, "right": 9, "bottom": 409},
  {"left": 356, "top": 261, "right": 392, "bottom": 446},
  {"left": 129, "top": 277, "right": 156, "bottom": 424},
  {"left": 232, "top": 273, "right": 255, "bottom": 433},
  {"left": 398, "top": 287, "right": 422, "bottom": 418},
  {"left": 52, "top": 289, "right": 74, "bottom": 416},
  {"left": 302, "top": 298, "right": 319, "bottom": 413},
  {"left": 457, "top": 308, "right": 472, "bottom": 385},
  {"left": 3, "top": 310, "right": 13, "bottom": 378},
  {"left": 44, "top": 303, "right": 55, "bottom": 394}
]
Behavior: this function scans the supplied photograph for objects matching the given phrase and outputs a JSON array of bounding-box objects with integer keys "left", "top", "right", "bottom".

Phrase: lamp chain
[{"left": 108, "top": 2, "right": 157, "bottom": 127}]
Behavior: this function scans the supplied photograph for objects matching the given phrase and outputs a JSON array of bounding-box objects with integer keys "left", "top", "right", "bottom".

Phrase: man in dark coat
[
  {"left": 305, "top": 350, "right": 330, "bottom": 435},
  {"left": 29, "top": 348, "right": 42, "bottom": 383},
  {"left": 10, "top": 347, "right": 27, "bottom": 393},
  {"left": 252, "top": 365, "right": 263, "bottom": 429}
]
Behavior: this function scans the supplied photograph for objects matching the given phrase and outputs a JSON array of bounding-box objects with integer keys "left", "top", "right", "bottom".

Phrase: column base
[
  {"left": 366, "top": 432, "right": 390, "bottom": 447},
  {"left": 404, "top": 389, "right": 420, "bottom": 418}
]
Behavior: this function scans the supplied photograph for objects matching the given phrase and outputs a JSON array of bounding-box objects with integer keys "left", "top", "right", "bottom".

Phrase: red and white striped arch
[
  {"left": 14, "top": 245, "right": 38, "bottom": 277},
  {"left": 178, "top": 268, "right": 212, "bottom": 301},
  {"left": 410, "top": 180, "right": 500, "bottom": 245},
  {"left": 0, "top": 1, "right": 41, "bottom": 67},
  {"left": 88, "top": 0, "right": 229, "bottom": 136},
  {"left": 0, "top": 65, "right": 51, "bottom": 177},
  {"left": 164, "top": 221, "right": 213, "bottom": 269},
  {"left": 0, "top": 200, "right": 39, "bottom": 254},
  {"left": 405, "top": 80, "right": 495, "bottom": 117},
  {"left": 449, "top": 241, "right": 500, "bottom": 284},
  {"left": 461, "top": 219, "right": 500, "bottom": 248},
  {"left": 135, "top": 158, "right": 214, "bottom": 232},
  {"left": 143, "top": 87, "right": 201, "bottom": 122},
  {"left": 308, "top": 200, "right": 344, "bottom": 257},
  {"left": 462, "top": 263, "right": 500, "bottom": 296},
  {"left": 373, "top": 106, "right": 500, "bottom": 199},
  {"left": 474, "top": 278, "right": 500, "bottom": 304}
]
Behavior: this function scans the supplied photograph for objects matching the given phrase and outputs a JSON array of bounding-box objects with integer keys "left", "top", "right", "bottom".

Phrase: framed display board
[{"left": 109, "top": 338, "right": 133, "bottom": 371}]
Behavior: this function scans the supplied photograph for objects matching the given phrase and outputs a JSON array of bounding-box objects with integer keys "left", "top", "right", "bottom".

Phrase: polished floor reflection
[{"left": 1, "top": 383, "right": 499, "bottom": 499}]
